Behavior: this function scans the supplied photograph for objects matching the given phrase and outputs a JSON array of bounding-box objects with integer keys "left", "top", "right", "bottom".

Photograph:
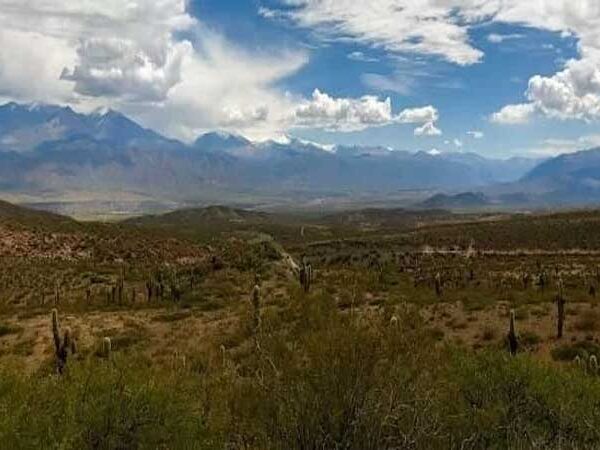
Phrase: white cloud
[
  {"left": 347, "top": 51, "right": 378, "bottom": 62},
  {"left": 0, "top": 29, "right": 75, "bottom": 103},
  {"left": 131, "top": 31, "right": 308, "bottom": 141},
  {"left": 262, "top": 0, "right": 486, "bottom": 66},
  {"left": 265, "top": 1, "right": 600, "bottom": 126},
  {"left": 489, "top": 1, "right": 600, "bottom": 123},
  {"left": 0, "top": 0, "right": 195, "bottom": 104},
  {"left": 60, "top": 37, "right": 192, "bottom": 102},
  {"left": 428, "top": 148, "right": 442, "bottom": 156},
  {"left": 0, "top": 0, "right": 313, "bottom": 141},
  {"left": 526, "top": 134, "right": 600, "bottom": 156},
  {"left": 397, "top": 105, "right": 439, "bottom": 124},
  {"left": 467, "top": 130, "right": 484, "bottom": 139},
  {"left": 490, "top": 103, "right": 536, "bottom": 124},
  {"left": 293, "top": 89, "right": 394, "bottom": 131},
  {"left": 292, "top": 89, "right": 440, "bottom": 132},
  {"left": 414, "top": 121, "right": 442, "bottom": 136},
  {"left": 453, "top": 138, "right": 463, "bottom": 148},
  {"left": 487, "top": 33, "right": 525, "bottom": 44},
  {"left": 0, "top": 0, "right": 446, "bottom": 141},
  {"left": 525, "top": 55, "right": 600, "bottom": 121}
]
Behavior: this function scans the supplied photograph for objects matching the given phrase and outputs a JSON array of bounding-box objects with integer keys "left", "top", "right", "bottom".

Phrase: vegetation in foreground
[
  {"left": 2, "top": 204, "right": 600, "bottom": 448},
  {"left": 4, "top": 302, "right": 600, "bottom": 450}
]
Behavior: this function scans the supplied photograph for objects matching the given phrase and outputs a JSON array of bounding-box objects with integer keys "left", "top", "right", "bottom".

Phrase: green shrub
[
  {"left": 552, "top": 341, "right": 600, "bottom": 361},
  {"left": 0, "top": 357, "right": 215, "bottom": 450}
]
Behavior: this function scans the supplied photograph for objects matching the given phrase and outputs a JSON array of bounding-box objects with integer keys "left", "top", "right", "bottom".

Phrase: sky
[{"left": 1, "top": 1, "right": 600, "bottom": 158}]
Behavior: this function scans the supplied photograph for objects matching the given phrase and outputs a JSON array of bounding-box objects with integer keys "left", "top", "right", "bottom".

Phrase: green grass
[
  {"left": 3, "top": 301, "right": 600, "bottom": 449},
  {"left": 551, "top": 341, "right": 600, "bottom": 362}
]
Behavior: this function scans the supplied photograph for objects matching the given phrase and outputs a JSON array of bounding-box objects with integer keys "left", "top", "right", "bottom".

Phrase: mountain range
[{"left": 0, "top": 101, "right": 597, "bottom": 216}]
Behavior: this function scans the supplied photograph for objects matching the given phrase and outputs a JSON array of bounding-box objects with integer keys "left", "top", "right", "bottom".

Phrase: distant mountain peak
[{"left": 194, "top": 131, "right": 251, "bottom": 152}]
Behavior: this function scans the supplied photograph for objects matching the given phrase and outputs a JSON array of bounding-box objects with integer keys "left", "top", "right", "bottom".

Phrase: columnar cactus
[
  {"left": 146, "top": 279, "right": 153, "bottom": 303},
  {"left": 590, "top": 355, "right": 599, "bottom": 375},
  {"left": 556, "top": 278, "right": 566, "bottom": 339},
  {"left": 434, "top": 272, "right": 442, "bottom": 297},
  {"left": 220, "top": 344, "right": 227, "bottom": 368},
  {"left": 117, "top": 266, "right": 125, "bottom": 305},
  {"left": 103, "top": 337, "right": 112, "bottom": 359},
  {"left": 299, "top": 258, "right": 312, "bottom": 293},
  {"left": 251, "top": 284, "right": 261, "bottom": 333},
  {"left": 54, "top": 280, "right": 60, "bottom": 306},
  {"left": 51, "top": 309, "right": 76, "bottom": 374},
  {"left": 507, "top": 309, "right": 518, "bottom": 356}
]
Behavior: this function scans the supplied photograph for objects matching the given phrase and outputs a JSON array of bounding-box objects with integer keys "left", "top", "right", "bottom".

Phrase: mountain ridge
[{"left": 0, "top": 101, "right": 582, "bottom": 215}]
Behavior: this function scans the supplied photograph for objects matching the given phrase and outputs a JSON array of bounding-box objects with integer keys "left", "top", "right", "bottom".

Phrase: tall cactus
[
  {"left": 507, "top": 309, "right": 518, "bottom": 356},
  {"left": 251, "top": 284, "right": 261, "bottom": 333},
  {"left": 434, "top": 272, "right": 442, "bottom": 297},
  {"left": 51, "top": 309, "right": 76, "bottom": 374},
  {"left": 117, "top": 265, "right": 125, "bottom": 305},
  {"left": 146, "top": 279, "right": 153, "bottom": 303},
  {"left": 299, "top": 258, "right": 312, "bottom": 293},
  {"left": 103, "top": 337, "right": 112, "bottom": 359},
  {"left": 556, "top": 278, "right": 566, "bottom": 339},
  {"left": 54, "top": 280, "right": 60, "bottom": 306}
]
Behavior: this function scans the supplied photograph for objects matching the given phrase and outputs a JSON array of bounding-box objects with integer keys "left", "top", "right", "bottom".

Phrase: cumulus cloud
[
  {"left": 414, "top": 122, "right": 442, "bottom": 136},
  {"left": 60, "top": 37, "right": 192, "bottom": 102},
  {"left": 294, "top": 89, "right": 394, "bottom": 131},
  {"left": 0, "top": 0, "right": 195, "bottom": 104},
  {"left": 491, "top": 103, "right": 536, "bottom": 124},
  {"left": 489, "top": 1, "right": 600, "bottom": 123},
  {"left": 0, "top": 0, "right": 313, "bottom": 141},
  {"left": 467, "top": 130, "right": 484, "bottom": 139},
  {"left": 0, "top": 28, "right": 75, "bottom": 103},
  {"left": 0, "top": 0, "right": 446, "bottom": 141},
  {"left": 525, "top": 55, "right": 600, "bottom": 121},
  {"left": 292, "top": 89, "right": 440, "bottom": 133},
  {"left": 130, "top": 31, "right": 309, "bottom": 141},
  {"left": 397, "top": 105, "right": 439, "bottom": 124},
  {"left": 264, "top": 1, "right": 600, "bottom": 127}
]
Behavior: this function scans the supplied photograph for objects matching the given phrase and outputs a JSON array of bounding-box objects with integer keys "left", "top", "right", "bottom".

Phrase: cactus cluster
[{"left": 574, "top": 354, "right": 599, "bottom": 375}]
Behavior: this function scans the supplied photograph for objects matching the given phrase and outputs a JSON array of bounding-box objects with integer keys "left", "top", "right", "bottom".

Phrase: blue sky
[
  {"left": 191, "top": 1, "right": 595, "bottom": 157},
  {"left": 1, "top": 1, "right": 600, "bottom": 158}
]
